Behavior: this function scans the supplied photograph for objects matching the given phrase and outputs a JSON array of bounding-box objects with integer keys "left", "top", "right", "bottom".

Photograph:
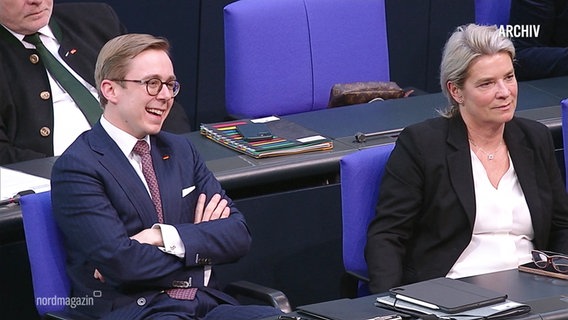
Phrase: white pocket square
[{"left": 182, "top": 186, "right": 196, "bottom": 197}]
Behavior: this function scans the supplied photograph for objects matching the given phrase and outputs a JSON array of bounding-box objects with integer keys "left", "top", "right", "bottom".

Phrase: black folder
[
  {"left": 389, "top": 277, "right": 508, "bottom": 314},
  {"left": 298, "top": 298, "right": 404, "bottom": 320}
]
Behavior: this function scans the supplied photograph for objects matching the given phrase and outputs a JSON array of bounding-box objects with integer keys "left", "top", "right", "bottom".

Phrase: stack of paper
[{"left": 0, "top": 167, "right": 50, "bottom": 200}]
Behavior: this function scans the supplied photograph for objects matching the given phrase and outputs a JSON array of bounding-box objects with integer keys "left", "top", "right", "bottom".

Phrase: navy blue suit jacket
[
  {"left": 51, "top": 123, "right": 250, "bottom": 318},
  {"left": 366, "top": 115, "right": 568, "bottom": 293}
]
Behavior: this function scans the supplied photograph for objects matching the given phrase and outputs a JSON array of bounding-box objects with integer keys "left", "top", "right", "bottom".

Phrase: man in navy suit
[
  {"left": 0, "top": 0, "right": 190, "bottom": 165},
  {"left": 51, "top": 33, "right": 282, "bottom": 320}
]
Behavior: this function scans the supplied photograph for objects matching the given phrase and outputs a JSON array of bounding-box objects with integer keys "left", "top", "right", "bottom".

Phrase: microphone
[
  {"left": 0, "top": 189, "right": 35, "bottom": 206},
  {"left": 354, "top": 128, "right": 401, "bottom": 143}
]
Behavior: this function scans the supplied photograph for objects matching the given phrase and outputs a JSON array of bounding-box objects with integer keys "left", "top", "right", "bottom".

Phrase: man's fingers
[{"left": 194, "top": 193, "right": 206, "bottom": 223}]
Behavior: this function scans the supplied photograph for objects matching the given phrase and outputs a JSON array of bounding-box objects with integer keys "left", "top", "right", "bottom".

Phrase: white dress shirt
[{"left": 447, "top": 151, "right": 534, "bottom": 279}]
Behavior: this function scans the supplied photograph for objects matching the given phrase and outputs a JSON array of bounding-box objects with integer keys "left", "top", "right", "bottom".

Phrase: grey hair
[{"left": 438, "top": 24, "right": 515, "bottom": 118}]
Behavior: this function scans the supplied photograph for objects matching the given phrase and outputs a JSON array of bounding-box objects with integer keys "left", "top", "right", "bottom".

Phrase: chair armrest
[
  {"left": 46, "top": 311, "right": 94, "bottom": 320},
  {"left": 346, "top": 270, "right": 370, "bottom": 283},
  {"left": 224, "top": 280, "right": 292, "bottom": 313}
]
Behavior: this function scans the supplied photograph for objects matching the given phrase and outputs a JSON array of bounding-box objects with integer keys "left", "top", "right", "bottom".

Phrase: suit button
[
  {"left": 39, "top": 127, "right": 51, "bottom": 137},
  {"left": 40, "top": 91, "right": 50, "bottom": 100},
  {"left": 29, "top": 54, "right": 40, "bottom": 64},
  {"left": 136, "top": 297, "right": 146, "bottom": 306}
]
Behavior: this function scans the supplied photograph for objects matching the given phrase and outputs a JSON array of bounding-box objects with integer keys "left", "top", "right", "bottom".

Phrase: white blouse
[{"left": 446, "top": 151, "right": 534, "bottom": 279}]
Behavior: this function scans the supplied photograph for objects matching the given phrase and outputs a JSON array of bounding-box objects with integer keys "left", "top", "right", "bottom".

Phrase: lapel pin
[
  {"left": 65, "top": 48, "right": 78, "bottom": 57},
  {"left": 162, "top": 155, "right": 170, "bottom": 160}
]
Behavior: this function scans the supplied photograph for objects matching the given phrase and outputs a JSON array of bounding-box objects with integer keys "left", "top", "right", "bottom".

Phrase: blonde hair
[
  {"left": 94, "top": 34, "right": 170, "bottom": 106},
  {"left": 438, "top": 24, "right": 515, "bottom": 118}
]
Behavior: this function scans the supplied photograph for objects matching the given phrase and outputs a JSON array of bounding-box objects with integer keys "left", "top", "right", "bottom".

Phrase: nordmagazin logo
[
  {"left": 36, "top": 291, "right": 100, "bottom": 309},
  {"left": 499, "top": 24, "right": 541, "bottom": 38}
]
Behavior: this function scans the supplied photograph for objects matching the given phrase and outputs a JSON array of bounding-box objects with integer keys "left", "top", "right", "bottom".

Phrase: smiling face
[
  {"left": 449, "top": 52, "right": 517, "bottom": 130},
  {"left": 0, "top": 0, "right": 53, "bottom": 34},
  {"left": 101, "top": 49, "right": 175, "bottom": 139}
]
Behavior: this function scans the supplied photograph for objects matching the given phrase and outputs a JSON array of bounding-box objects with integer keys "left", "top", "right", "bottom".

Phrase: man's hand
[
  {"left": 94, "top": 269, "right": 105, "bottom": 283},
  {"left": 130, "top": 228, "right": 164, "bottom": 246},
  {"left": 194, "top": 193, "right": 230, "bottom": 223}
]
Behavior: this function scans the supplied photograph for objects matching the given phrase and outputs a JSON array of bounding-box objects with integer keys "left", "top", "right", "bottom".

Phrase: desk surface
[
  {"left": 261, "top": 269, "right": 568, "bottom": 320},
  {"left": 194, "top": 76, "right": 566, "bottom": 191}
]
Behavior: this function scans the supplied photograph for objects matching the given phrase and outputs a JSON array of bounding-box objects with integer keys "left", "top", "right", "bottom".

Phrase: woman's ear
[{"left": 447, "top": 81, "right": 463, "bottom": 104}]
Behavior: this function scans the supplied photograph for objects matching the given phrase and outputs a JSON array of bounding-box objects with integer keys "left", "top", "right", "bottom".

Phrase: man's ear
[{"left": 100, "top": 79, "right": 119, "bottom": 105}]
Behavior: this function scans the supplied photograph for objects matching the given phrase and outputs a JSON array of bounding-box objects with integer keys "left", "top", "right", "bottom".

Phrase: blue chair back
[
  {"left": 339, "top": 143, "right": 394, "bottom": 296},
  {"left": 224, "top": 0, "right": 390, "bottom": 118},
  {"left": 561, "top": 99, "right": 568, "bottom": 189},
  {"left": 475, "top": 0, "right": 511, "bottom": 26},
  {"left": 20, "top": 191, "right": 70, "bottom": 316}
]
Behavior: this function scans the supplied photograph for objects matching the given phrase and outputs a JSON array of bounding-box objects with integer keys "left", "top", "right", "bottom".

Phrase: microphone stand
[{"left": 354, "top": 128, "right": 401, "bottom": 143}]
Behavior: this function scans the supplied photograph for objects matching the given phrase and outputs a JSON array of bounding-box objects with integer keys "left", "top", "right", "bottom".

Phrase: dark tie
[
  {"left": 23, "top": 33, "right": 101, "bottom": 126},
  {"left": 132, "top": 140, "right": 197, "bottom": 300},
  {"left": 132, "top": 140, "right": 164, "bottom": 223}
]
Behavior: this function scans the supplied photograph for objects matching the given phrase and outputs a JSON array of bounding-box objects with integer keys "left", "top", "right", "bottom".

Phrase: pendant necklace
[{"left": 468, "top": 139, "right": 503, "bottom": 160}]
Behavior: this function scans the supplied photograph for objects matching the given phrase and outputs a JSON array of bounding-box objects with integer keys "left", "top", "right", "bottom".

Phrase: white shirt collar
[
  {"left": 100, "top": 116, "right": 150, "bottom": 158},
  {"left": 2, "top": 24, "right": 56, "bottom": 45}
]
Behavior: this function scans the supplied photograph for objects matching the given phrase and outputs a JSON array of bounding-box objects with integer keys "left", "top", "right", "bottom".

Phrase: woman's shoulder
[{"left": 508, "top": 116, "right": 550, "bottom": 135}]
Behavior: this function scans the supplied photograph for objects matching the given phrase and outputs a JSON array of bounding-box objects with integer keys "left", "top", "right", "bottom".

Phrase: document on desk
[{"left": 0, "top": 167, "right": 50, "bottom": 200}]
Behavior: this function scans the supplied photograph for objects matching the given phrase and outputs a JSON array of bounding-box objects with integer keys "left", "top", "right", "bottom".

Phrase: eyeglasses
[
  {"left": 110, "top": 78, "right": 180, "bottom": 97},
  {"left": 531, "top": 250, "right": 568, "bottom": 273}
]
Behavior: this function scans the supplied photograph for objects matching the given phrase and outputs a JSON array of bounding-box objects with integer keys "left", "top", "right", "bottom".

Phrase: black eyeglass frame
[
  {"left": 531, "top": 249, "right": 568, "bottom": 273},
  {"left": 110, "top": 78, "right": 180, "bottom": 97}
]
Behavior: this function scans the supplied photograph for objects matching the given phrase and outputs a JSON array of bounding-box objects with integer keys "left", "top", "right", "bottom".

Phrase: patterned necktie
[
  {"left": 132, "top": 140, "right": 164, "bottom": 223},
  {"left": 132, "top": 140, "right": 197, "bottom": 300},
  {"left": 23, "top": 33, "right": 101, "bottom": 126}
]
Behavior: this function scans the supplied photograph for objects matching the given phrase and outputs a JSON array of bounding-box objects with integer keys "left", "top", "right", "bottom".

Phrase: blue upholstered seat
[
  {"left": 339, "top": 143, "right": 394, "bottom": 297},
  {"left": 475, "top": 0, "right": 511, "bottom": 26},
  {"left": 224, "top": 0, "right": 390, "bottom": 118}
]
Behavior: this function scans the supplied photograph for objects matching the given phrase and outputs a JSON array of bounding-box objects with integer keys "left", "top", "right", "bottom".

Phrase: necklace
[{"left": 468, "top": 139, "right": 503, "bottom": 160}]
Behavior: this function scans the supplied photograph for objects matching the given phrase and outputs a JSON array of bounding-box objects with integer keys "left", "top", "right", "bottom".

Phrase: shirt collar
[{"left": 100, "top": 115, "right": 151, "bottom": 158}]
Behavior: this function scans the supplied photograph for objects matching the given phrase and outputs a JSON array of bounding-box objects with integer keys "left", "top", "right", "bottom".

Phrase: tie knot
[
  {"left": 132, "top": 140, "right": 150, "bottom": 156},
  {"left": 23, "top": 33, "right": 42, "bottom": 46}
]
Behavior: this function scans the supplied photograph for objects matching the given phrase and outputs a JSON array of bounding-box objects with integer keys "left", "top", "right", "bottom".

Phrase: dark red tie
[
  {"left": 132, "top": 140, "right": 164, "bottom": 223},
  {"left": 132, "top": 140, "right": 197, "bottom": 300}
]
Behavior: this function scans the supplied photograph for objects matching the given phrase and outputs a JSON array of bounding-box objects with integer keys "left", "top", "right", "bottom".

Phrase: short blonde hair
[
  {"left": 94, "top": 34, "right": 170, "bottom": 107},
  {"left": 438, "top": 24, "right": 515, "bottom": 118}
]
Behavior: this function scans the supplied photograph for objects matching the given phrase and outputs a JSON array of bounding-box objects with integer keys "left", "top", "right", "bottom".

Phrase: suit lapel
[
  {"left": 89, "top": 124, "right": 160, "bottom": 227},
  {"left": 447, "top": 117, "right": 477, "bottom": 227},
  {"left": 49, "top": 18, "right": 96, "bottom": 87},
  {"left": 505, "top": 120, "right": 543, "bottom": 239},
  {"left": 150, "top": 136, "right": 179, "bottom": 224}
]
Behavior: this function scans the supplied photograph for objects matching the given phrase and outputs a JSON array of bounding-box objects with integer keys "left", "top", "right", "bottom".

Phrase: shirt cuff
[{"left": 152, "top": 223, "right": 185, "bottom": 258}]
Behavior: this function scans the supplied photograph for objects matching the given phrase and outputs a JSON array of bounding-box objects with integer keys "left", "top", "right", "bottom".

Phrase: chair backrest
[
  {"left": 561, "top": 99, "right": 568, "bottom": 189},
  {"left": 224, "top": 0, "right": 390, "bottom": 118},
  {"left": 474, "top": 0, "right": 511, "bottom": 26},
  {"left": 20, "top": 191, "right": 70, "bottom": 316},
  {"left": 339, "top": 143, "right": 394, "bottom": 296}
]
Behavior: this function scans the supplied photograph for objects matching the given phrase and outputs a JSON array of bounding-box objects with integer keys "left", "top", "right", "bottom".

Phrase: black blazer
[
  {"left": 0, "top": 3, "right": 190, "bottom": 165},
  {"left": 365, "top": 115, "right": 568, "bottom": 293}
]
